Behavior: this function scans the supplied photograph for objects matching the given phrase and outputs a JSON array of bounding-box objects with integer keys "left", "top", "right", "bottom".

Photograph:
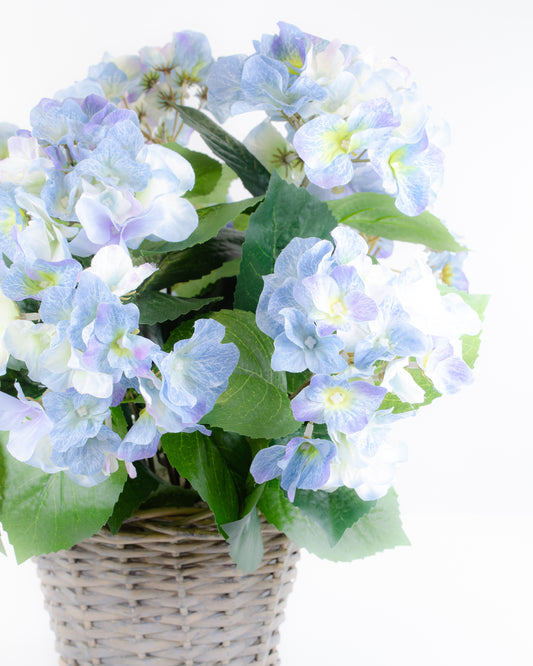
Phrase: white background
[{"left": 0, "top": 1, "right": 532, "bottom": 664}]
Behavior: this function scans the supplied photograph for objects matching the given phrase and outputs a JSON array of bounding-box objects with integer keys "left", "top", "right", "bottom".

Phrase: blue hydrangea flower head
[
  {"left": 293, "top": 99, "right": 398, "bottom": 189},
  {"left": 271, "top": 307, "right": 346, "bottom": 374},
  {"left": 158, "top": 318, "right": 239, "bottom": 426},
  {"left": 233, "top": 54, "right": 327, "bottom": 119},
  {"left": 327, "top": 409, "right": 409, "bottom": 500},
  {"left": 296, "top": 264, "right": 378, "bottom": 335},
  {"left": 291, "top": 374, "right": 386, "bottom": 434},
  {"left": 83, "top": 301, "right": 156, "bottom": 382},
  {"left": 428, "top": 251, "right": 469, "bottom": 292},
  {"left": 0, "top": 385, "right": 53, "bottom": 465},
  {"left": 250, "top": 435, "right": 337, "bottom": 501},
  {"left": 42, "top": 388, "right": 112, "bottom": 453},
  {"left": 172, "top": 30, "right": 213, "bottom": 82},
  {"left": 254, "top": 22, "right": 309, "bottom": 74},
  {"left": 372, "top": 131, "right": 444, "bottom": 216},
  {"left": 51, "top": 425, "right": 121, "bottom": 486}
]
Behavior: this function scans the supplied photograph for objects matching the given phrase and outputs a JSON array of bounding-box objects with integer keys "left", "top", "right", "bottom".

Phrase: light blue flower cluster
[
  {"left": 251, "top": 226, "right": 480, "bottom": 501},
  {"left": 0, "top": 90, "right": 239, "bottom": 486},
  {"left": 207, "top": 22, "right": 445, "bottom": 216},
  {"left": 61, "top": 31, "right": 213, "bottom": 144},
  {"left": 0, "top": 239, "right": 238, "bottom": 485}
]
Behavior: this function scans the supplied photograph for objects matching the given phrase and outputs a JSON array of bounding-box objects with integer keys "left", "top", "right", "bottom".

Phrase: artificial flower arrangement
[{"left": 0, "top": 23, "right": 487, "bottom": 571}]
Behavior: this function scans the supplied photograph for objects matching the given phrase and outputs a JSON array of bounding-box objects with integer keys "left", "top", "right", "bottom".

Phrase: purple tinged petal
[
  {"left": 126, "top": 193, "right": 198, "bottom": 244},
  {"left": 293, "top": 115, "right": 347, "bottom": 169},
  {"left": 0, "top": 389, "right": 52, "bottom": 462},
  {"left": 304, "top": 156, "right": 355, "bottom": 189},
  {"left": 346, "top": 98, "right": 398, "bottom": 142},
  {"left": 207, "top": 54, "right": 247, "bottom": 122},
  {"left": 250, "top": 445, "right": 286, "bottom": 484},
  {"left": 75, "top": 196, "right": 116, "bottom": 245},
  {"left": 345, "top": 291, "right": 379, "bottom": 321},
  {"left": 291, "top": 374, "right": 385, "bottom": 433},
  {"left": 280, "top": 436, "right": 337, "bottom": 501},
  {"left": 117, "top": 411, "right": 161, "bottom": 462}
]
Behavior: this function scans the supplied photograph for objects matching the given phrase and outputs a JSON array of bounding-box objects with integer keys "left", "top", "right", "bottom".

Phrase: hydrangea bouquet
[{"left": 0, "top": 23, "right": 487, "bottom": 571}]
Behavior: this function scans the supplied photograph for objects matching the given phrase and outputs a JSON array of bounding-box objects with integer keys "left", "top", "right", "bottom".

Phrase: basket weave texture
[{"left": 35, "top": 507, "right": 299, "bottom": 666}]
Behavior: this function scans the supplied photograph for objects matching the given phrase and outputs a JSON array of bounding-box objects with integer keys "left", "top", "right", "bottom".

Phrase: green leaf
[
  {"left": 186, "top": 163, "right": 238, "bottom": 208},
  {"left": 0, "top": 363, "right": 45, "bottom": 399},
  {"left": 223, "top": 507, "right": 263, "bottom": 573},
  {"left": 161, "top": 431, "right": 240, "bottom": 527},
  {"left": 328, "top": 192, "right": 466, "bottom": 252},
  {"left": 235, "top": 172, "right": 338, "bottom": 313},
  {"left": 110, "top": 405, "right": 129, "bottom": 439},
  {"left": 0, "top": 436, "right": 127, "bottom": 562},
  {"left": 175, "top": 257, "right": 241, "bottom": 298},
  {"left": 139, "top": 482, "right": 200, "bottom": 511},
  {"left": 380, "top": 367, "right": 442, "bottom": 414},
  {"left": 106, "top": 463, "right": 160, "bottom": 534},
  {"left": 221, "top": 484, "right": 265, "bottom": 572},
  {"left": 293, "top": 487, "right": 377, "bottom": 547},
  {"left": 438, "top": 286, "right": 490, "bottom": 320},
  {"left": 204, "top": 310, "right": 299, "bottom": 439},
  {"left": 135, "top": 291, "right": 222, "bottom": 325},
  {"left": 139, "top": 226, "right": 244, "bottom": 291},
  {"left": 286, "top": 370, "right": 312, "bottom": 396},
  {"left": 165, "top": 142, "right": 223, "bottom": 197},
  {"left": 209, "top": 428, "right": 253, "bottom": 492},
  {"left": 172, "top": 104, "right": 271, "bottom": 196},
  {"left": 259, "top": 480, "right": 409, "bottom": 561},
  {"left": 462, "top": 334, "right": 482, "bottom": 369},
  {"left": 138, "top": 196, "right": 262, "bottom": 255},
  {"left": 162, "top": 318, "right": 197, "bottom": 352},
  {"left": 438, "top": 288, "right": 489, "bottom": 369}
]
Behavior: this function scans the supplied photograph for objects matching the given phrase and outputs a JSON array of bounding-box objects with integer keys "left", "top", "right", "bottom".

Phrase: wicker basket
[{"left": 34, "top": 507, "right": 299, "bottom": 666}]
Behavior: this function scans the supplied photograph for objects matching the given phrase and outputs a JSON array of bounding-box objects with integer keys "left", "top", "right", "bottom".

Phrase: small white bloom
[{"left": 86, "top": 245, "right": 156, "bottom": 296}]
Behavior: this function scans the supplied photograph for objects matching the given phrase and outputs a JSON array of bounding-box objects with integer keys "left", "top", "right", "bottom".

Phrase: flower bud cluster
[
  {"left": 251, "top": 226, "right": 481, "bottom": 501},
  {"left": 207, "top": 21, "right": 445, "bottom": 216},
  {"left": 62, "top": 31, "right": 214, "bottom": 144}
]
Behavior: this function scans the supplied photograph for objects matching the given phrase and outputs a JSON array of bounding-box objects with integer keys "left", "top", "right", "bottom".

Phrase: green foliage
[
  {"left": 286, "top": 370, "right": 312, "bottom": 396},
  {"left": 234, "top": 172, "right": 338, "bottom": 313},
  {"left": 222, "top": 508, "right": 263, "bottom": 572},
  {"left": 174, "top": 257, "right": 241, "bottom": 298},
  {"left": 293, "top": 487, "right": 377, "bottom": 547},
  {"left": 137, "top": 196, "right": 263, "bottom": 256},
  {"left": 440, "top": 288, "right": 490, "bottom": 369},
  {"left": 106, "top": 463, "right": 160, "bottom": 534},
  {"left": 165, "top": 142, "right": 223, "bottom": 197},
  {"left": 138, "top": 482, "right": 200, "bottom": 511},
  {"left": 186, "top": 164, "right": 238, "bottom": 208},
  {"left": 135, "top": 291, "right": 222, "bottom": 325},
  {"left": 0, "top": 362, "right": 45, "bottom": 399},
  {"left": 462, "top": 334, "right": 482, "bottom": 369},
  {"left": 161, "top": 430, "right": 241, "bottom": 528},
  {"left": 204, "top": 310, "right": 299, "bottom": 439},
  {"left": 138, "top": 227, "right": 244, "bottom": 292},
  {"left": 380, "top": 367, "right": 442, "bottom": 414},
  {"left": 221, "top": 483, "right": 265, "bottom": 572},
  {"left": 328, "top": 192, "right": 466, "bottom": 252},
  {"left": 110, "top": 405, "right": 129, "bottom": 439},
  {"left": 171, "top": 104, "right": 271, "bottom": 196},
  {"left": 0, "top": 435, "right": 126, "bottom": 563},
  {"left": 259, "top": 480, "right": 409, "bottom": 561},
  {"left": 209, "top": 428, "right": 253, "bottom": 490}
]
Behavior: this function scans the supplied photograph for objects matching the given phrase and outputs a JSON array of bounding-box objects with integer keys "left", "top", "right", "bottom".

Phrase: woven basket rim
[
  {"left": 122, "top": 504, "right": 214, "bottom": 526},
  {"left": 100, "top": 504, "right": 284, "bottom": 544}
]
